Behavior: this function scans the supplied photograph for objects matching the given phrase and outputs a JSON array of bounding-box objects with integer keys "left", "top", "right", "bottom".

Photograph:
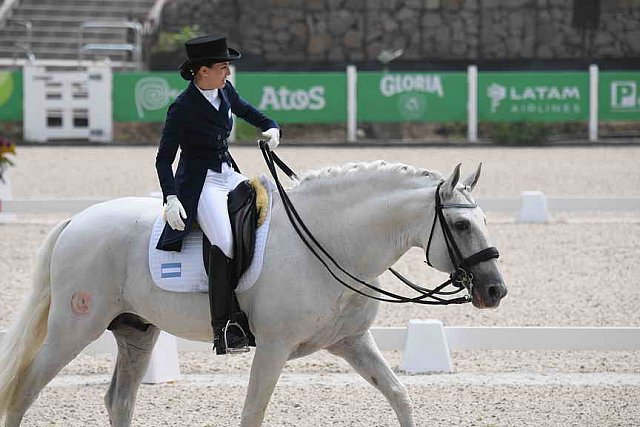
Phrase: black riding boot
[{"left": 208, "top": 245, "right": 250, "bottom": 355}]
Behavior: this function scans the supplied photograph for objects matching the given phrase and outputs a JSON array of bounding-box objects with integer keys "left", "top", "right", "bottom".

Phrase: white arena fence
[
  {"left": 1, "top": 192, "right": 639, "bottom": 382},
  {"left": 1, "top": 322, "right": 640, "bottom": 383},
  {"left": 1, "top": 192, "right": 640, "bottom": 219}
]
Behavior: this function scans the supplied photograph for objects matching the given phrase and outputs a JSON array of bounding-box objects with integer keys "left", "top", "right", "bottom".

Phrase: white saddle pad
[{"left": 148, "top": 175, "right": 275, "bottom": 294}]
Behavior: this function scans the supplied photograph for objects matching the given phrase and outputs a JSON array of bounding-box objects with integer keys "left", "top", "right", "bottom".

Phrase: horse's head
[{"left": 423, "top": 163, "right": 507, "bottom": 308}]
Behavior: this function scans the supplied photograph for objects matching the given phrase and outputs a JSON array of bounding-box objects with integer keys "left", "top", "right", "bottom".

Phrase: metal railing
[
  {"left": 0, "top": 0, "right": 19, "bottom": 28},
  {"left": 78, "top": 21, "right": 143, "bottom": 70}
]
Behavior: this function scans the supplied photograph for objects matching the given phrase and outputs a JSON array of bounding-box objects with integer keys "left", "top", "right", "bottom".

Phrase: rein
[{"left": 259, "top": 142, "right": 499, "bottom": 305}]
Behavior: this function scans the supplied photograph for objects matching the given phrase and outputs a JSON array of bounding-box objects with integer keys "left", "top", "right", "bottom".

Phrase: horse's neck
[{"left": 288, "top": 177, "right": 435, "bottom": 279}]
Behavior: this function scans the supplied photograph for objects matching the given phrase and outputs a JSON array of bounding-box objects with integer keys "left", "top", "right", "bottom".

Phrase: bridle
[
  {"left": 417, "top": 180, "right": 501, "bottom": 298},
  {"left": 259, "top": 142, "right": 500, "bottom": 305}
]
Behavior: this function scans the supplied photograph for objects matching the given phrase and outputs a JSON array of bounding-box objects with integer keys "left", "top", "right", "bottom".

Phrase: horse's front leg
[
  {"left": 327, "top": 331, "right": 416, "bottom": 427},
  {"left": 240, "top": 343, "right": 291, "bottom": 427}
]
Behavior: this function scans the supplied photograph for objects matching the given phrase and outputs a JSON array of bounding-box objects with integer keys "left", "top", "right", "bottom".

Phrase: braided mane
[{"left": 292, "top": 160, "right": 442, "bottom": 189}]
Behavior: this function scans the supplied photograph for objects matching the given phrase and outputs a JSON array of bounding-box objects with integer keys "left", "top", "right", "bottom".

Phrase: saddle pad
[{"left": 148, "top": 175, "right": 275, "bottom": 294}]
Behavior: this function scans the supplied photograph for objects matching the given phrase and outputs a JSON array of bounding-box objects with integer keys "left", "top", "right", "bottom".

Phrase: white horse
[{"left": 0, "top": 161, "right": 506, "bottom": 427}]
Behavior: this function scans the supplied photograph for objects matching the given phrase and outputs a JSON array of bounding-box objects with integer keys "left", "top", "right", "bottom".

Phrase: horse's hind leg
[
  {"left": 327, "top": 331, "right": 416, "bottom": 427},
  {"left": 105, "top": 314, "right": 160, "bottom": 427},
  {"left": 4, "top": 315, "right": 108, "bottom": 427}
]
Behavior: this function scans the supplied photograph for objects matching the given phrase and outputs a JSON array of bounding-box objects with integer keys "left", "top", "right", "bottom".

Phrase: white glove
[
  {"left": 261, "top": 128, "right": 280, "bottom": 150},
  {"left": 164, "top": 195, "right": 187, "bottom": 231}
]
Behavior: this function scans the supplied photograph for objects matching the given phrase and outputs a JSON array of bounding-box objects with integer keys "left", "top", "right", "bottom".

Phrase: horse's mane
[{"left": 292, "top": 160, "right": 442, "bottom": 189}]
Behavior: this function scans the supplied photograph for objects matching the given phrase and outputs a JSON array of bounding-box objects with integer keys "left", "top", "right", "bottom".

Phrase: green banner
[
  {"left": 599, "top": 72, "right": 640, "bottom": 121},
  {"left": 0, "top": 71, "right": 23, "bottom": 121},
  {"left": 479, "top": 72, "right": 589, "bottom": 122},
  {"left": 113, "top": 72, "right": 188, "bottom": 122},
  {"left": 357, "top": 72, "right": 467, "bottom": 122},
  {"left": 235, "top": 72, "right": 346, "bottom": 124}
]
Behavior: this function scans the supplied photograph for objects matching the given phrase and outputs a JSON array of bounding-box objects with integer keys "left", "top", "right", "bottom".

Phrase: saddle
[{"left": 201, "top": 178, "right": 268, "bottom": 281}]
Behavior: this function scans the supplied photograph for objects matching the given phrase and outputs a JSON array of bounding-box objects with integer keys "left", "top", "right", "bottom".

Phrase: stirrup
[{"left": 224, "top": 320, "right": 250, "bottom": 354}]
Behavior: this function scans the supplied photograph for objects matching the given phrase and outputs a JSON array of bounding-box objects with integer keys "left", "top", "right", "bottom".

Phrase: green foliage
[
  {"left": 487, "top": 121, "right": 551, "bottom": 145},
  {"left": 151, "top": 25, "right": 201, "bottom": 53}
]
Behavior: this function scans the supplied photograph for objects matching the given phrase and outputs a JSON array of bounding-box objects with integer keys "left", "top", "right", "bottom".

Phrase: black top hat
[{"left": 184, "top": 35, "right": 241, "bottom": 63}]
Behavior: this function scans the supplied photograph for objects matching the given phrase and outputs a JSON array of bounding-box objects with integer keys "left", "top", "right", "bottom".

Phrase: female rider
[{"left": 155, "top": 35, "right": 280, "bottom": 354}]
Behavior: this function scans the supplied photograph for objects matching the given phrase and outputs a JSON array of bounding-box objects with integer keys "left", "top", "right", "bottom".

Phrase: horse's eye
[{"left": 454, "top": 220, "right": 469, "bottom": 231}]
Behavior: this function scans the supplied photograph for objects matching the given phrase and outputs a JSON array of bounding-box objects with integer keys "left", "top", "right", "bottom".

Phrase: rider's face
[{"left": 197, "top": 62, "right": 231, "bottom": 90}]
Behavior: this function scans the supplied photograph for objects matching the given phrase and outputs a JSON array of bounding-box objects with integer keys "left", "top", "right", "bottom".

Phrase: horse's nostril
[{"left": 487, "top": 284, "right": 505, "bottom": 300}]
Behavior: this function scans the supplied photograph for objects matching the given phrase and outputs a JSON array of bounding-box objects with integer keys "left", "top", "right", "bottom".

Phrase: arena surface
[{"left": 1, "top": 146, "right": 639, "bottom": 426}]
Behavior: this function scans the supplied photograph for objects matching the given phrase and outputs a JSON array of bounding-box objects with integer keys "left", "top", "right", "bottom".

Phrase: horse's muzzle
[{"left": 472, "top": 281, "right": 507, "bottom": 308}]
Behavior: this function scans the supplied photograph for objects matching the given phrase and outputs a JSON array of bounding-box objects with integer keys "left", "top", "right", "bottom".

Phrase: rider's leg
[{"left": 197, "top": 165, "right": 249, "bottom": 354}]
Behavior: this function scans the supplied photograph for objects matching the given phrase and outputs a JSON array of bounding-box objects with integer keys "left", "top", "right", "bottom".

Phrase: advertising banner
[
  {"left": 0, "top": 71, "right": 23, "bottom": 121},
  {"left": 235, "top": 72, "right": 347, "bottom": 124},
  {"left": 357, "top": 72, "right": 467, "bottom": 122},
  {"left": 113, "top": 72, "right": 187, "bottom": 122},
  {"left": 599, "top": 72, "right": 640, "bottom": 121},
  {"left": 479, "top": 72, "right": 589, "bottom": 122}
]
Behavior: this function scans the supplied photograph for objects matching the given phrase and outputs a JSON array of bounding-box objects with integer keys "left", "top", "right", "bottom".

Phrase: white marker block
[
  {"left": 517, "top": 191, "right": 551, "bottom": 223},
  {"left": 400, "top": 319, "right": 452, "bottom": 373},
  {"left": 142, "top": 331, "right": 181, "bottom": 384}
]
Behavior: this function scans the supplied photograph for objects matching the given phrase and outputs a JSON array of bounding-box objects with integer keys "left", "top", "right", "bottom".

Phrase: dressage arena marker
[
  {"left": 517, "top": 191, "right": 551, "bottom": 222},
  {"left": 3, "top": 324, "right": 639, "bottom": 383}
]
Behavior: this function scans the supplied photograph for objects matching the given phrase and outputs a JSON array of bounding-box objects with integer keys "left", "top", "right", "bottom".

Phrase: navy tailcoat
[{"left": 155, "top": 80, "right": 277, "bottom": 251}]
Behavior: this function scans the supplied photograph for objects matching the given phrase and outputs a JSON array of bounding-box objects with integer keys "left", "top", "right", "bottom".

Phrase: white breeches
[{"left": 197, "top": 162, "right": 248, "bottom": 258}]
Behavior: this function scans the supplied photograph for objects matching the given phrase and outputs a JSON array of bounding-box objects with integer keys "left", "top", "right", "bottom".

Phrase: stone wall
[{"left": 157, "top": 0, "right": 640, "bottom": 66}]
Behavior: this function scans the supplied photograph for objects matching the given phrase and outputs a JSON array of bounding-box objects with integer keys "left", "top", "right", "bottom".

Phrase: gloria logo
[
  {"left": 611, "top": 81, "right": 638, "bottom": 110},
  {"left": 135, "top": 77, "right": 180, "bottom": 118},
  {"left": 486, "top": 82, "right": 582, "bottom": 115},
  {"left": 0, "top": 72, "right": 15, "bottom": 108},
  {"left": 258, "top": 86, "right": 325, "bottom": 111},
  {"left": 380, "top": 74, "right": 444, "bottom": 98}
]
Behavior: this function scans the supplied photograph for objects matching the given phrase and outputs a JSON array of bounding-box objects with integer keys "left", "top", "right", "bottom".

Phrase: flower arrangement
[{"left": 0, "top": 136, "right": 16, "bottom": 184}]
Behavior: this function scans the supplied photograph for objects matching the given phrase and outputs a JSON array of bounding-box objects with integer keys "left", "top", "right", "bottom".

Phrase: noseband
[
  {"left": 260, "top": 142, "right": 499, "bottom": 305},
  {"left": 423, "top": 181, "right": 500, "bottom": 296}
]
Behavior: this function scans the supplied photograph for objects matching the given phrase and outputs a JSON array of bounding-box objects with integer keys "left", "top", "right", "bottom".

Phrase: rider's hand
[
  {"left": 261, "top": 128, "right": 280, "bottom": 150},
  {"left": 164, "top": 195, "right": 187, "bottom": 231}
]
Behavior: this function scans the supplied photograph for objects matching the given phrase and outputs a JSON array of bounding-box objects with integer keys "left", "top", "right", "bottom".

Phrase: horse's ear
[
  {"left": 462, "top": 162, "right": 482, "bottom": 192},
  {"left": 441, "top": 163, "right": 461, "bottom": 199}
]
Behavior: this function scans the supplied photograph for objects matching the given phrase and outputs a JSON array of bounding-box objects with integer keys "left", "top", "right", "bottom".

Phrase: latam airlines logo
[{"left": 486, "top": 83, "right": 582, "bottom": 115}]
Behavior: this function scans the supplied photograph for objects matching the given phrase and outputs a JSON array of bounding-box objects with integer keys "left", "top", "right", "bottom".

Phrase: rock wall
[{"left": 158, "top": 0, "right": 640, "bottom": 65}]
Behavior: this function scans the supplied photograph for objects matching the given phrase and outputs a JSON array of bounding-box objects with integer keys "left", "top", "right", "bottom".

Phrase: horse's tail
[{"left": 0, "top": 218, "right": 71, "bottom": 417}]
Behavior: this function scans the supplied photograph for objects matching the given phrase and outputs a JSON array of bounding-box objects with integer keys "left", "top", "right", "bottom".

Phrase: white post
[
  {"left": 347, "top": 65, "right": 357, "bottom": 142},
  {"left": 87, "top": 64, "right": 112, "bottom": 143},
  {"left": 229, "top": 64, "right": 236, "bottom": 143},
  {"left": 22, "top": 64, "right": 47, "bottom": 143},
  {"left": 589, "top": 64, "right": 598, "bottom": 142},
  {"left": 400, "top": 319, "right": 452, "bottom": 373},
  {"left": 467, "top": 65, "right": 478, "bottom": 142}
]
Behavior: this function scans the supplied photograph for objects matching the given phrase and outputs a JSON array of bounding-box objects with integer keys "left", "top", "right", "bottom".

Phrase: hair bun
[{"left": 179, "top": 60, "right": 194, "bottom": 81}]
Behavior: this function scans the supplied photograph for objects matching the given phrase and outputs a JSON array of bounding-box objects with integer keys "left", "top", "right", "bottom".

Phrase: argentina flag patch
[{"left": 160, "top": 262, "right": 182, "bottom": 278}]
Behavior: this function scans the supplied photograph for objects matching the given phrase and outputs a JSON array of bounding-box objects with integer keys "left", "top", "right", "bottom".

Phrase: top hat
[{"left": 184, "top": 35, "right": 241, "bottom": 63}]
